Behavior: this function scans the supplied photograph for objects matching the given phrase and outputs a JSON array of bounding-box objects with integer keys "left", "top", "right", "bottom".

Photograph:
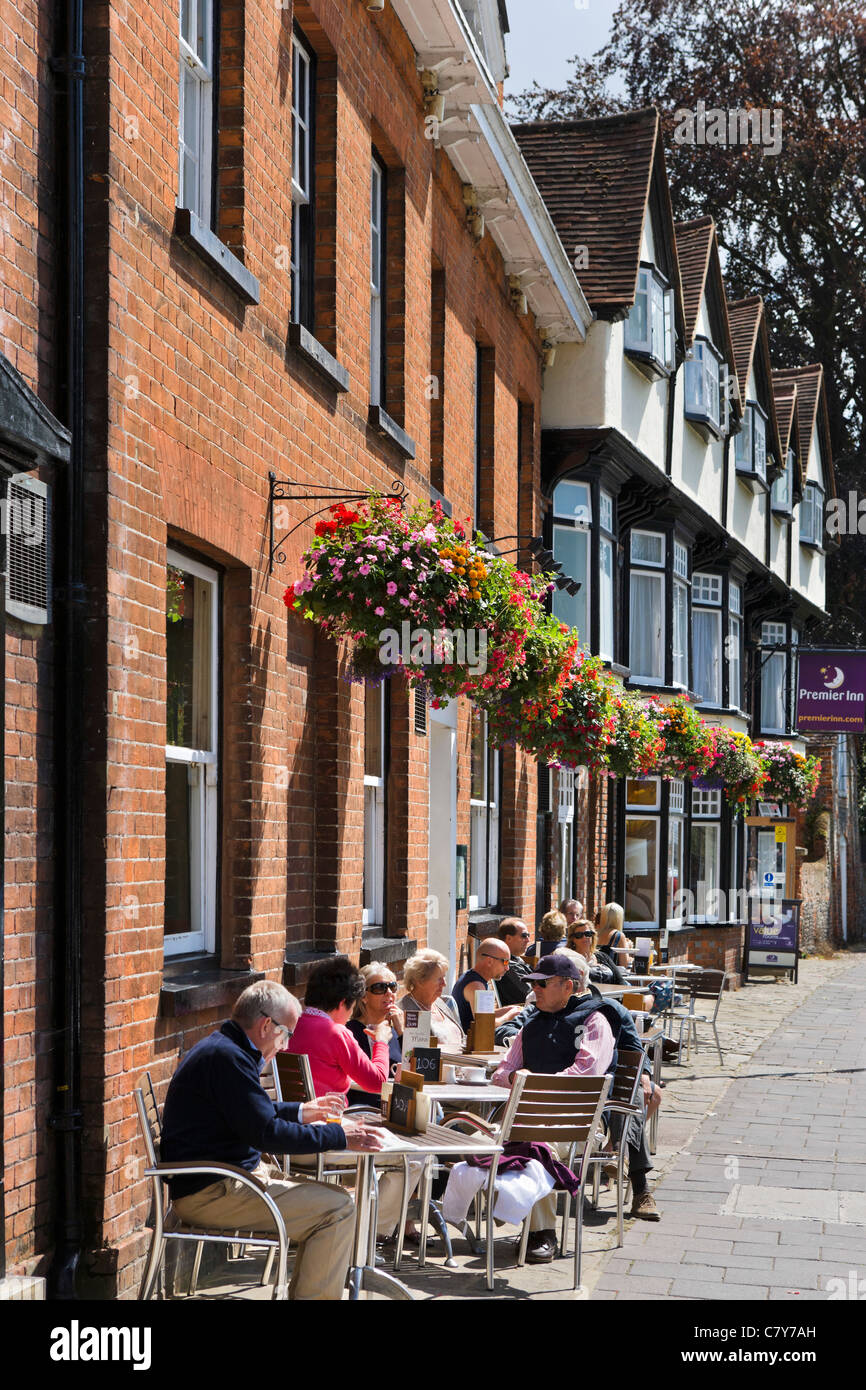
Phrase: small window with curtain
[
  {"left": 469, "top": 709, "right": 500, "bottom": 910},
  {"left": 692, "top": 571, "right": 722, "bottom": 707},
  {"left": 552, "top": 479, "right": 591, "bottom": 649},
  {"left": 363, "top": 684, "right": 387, "bottom": 926}
]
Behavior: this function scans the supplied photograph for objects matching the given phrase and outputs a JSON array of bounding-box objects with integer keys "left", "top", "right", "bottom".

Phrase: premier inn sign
[{"left": 796, "top": 650, "right": 866, "bottom": 733}]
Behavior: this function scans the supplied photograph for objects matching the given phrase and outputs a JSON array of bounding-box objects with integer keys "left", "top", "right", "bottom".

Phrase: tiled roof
[
  {"left": 770, "top": 379, "right": 803, "bottom": 496},
  {"left": 726, "top": 296, "right": 763, "bottom": 394},
  {"left": 675, "top": 215, "right": 740, "bottom": 413},
  {"left": 773, "top": 364, "right": 836, "bottom": 499},
  {"left": 512, "top": 109, "right": 675, "bottom": 318},
  {"left": 674, "top": 217, "right": 714, "bottom": 344}
]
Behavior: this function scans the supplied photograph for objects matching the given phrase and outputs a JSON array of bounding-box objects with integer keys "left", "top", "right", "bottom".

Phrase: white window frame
[
  {"left": 599, "top": 534, "right": 614, "bottom": 662},
  {"left": 469, "top": 710, "right": 499, "bottom": 910},
  {"left": 688, "top": 819, "right": 722, "bottom": 923},
  {"left": 370, "top": 155, "right": 385, "bottom": 406},
  {"left": 625, "top": 814, "right": 661, "bottom": 929},
  {"left": 672, "top": 577, "right": 689, "bottom": 689},
  {"left": 692, "top": 574, "right": 722, "bottom": 707},
  {"left": 557, "top": 768, "right": 575, "bottom": 902},
  {"left": 179, "top": 0, "right": 215, "bottom": 222},
  {"left": 625, "top": 262, "right": 674, "bottom": 371},
  {"left": 684, "top": 336, "right": 726, "bottom": 434},
  {"left": 631, "top": 529, "right": 665, "bottom": 568},
  {"left": 800, "top": 481, "right": 824, "bottom": 547},
  {"left": 772, "top": 448, "right": 794, "bottom": 517},
  {"left": 760, "top": 620, "right": 788, "bottom": 735},
  {"left": 290, "top": 33, "right": 313, "bottom": 326},
  {"left": 626, "top": 777, "right": 661, "bottom": 812},
  {"left": 165, "top": 549, "right": 219, "bottom": 957},
  {"left": 363, "top": 684, "right": 386, "bottom": 926},
  {"left": 692, "top": 787, "right": 722, "bottom": 817},
  {"left": 667, "top": 805, "right": 685, "bottom": 928},
  {"left": 735, "top": 401, "right": 768, "bottom": 482},
  {"left": 728, "top": 613, "right": 742, "bottom": 710}
]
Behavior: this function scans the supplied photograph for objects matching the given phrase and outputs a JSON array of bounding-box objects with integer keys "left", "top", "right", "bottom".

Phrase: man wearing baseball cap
[{"left": 491, "top": 950, "right": 615, "bottom": 1263}]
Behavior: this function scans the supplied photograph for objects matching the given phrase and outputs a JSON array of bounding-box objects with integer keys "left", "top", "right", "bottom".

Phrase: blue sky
[{"left": 503, "top": 0, "right": 621, "bottom": 102}]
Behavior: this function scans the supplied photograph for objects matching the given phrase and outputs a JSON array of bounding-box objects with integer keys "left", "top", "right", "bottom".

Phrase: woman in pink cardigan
[{"left": 288, "top": 956, "right": 421, "bottom": 1242}]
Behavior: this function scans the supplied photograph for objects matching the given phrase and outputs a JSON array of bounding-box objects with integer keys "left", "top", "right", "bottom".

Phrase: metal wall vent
[
  {"left": 6, "top": 474, "right": 51, "bottom": 624},
  {"left": 413, "top": 686, "right": 427, "bottom": 734}
]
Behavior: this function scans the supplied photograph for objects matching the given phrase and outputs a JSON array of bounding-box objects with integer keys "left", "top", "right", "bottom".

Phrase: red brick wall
[{"left": 0, "top": 0, "right": 545, "bottom": 1291}]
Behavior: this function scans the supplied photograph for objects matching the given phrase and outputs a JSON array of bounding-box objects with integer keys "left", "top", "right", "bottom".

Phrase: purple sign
[
  {"left": 748, "top": 900, "right": 799, "bottom": 969},
  {"left": 796, "top": 650, "right": 866, "bottom": 734}
]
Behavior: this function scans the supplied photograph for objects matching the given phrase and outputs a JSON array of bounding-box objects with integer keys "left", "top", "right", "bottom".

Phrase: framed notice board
[{"left": 744, "top": 898, "right": 801, "bottom": 983}]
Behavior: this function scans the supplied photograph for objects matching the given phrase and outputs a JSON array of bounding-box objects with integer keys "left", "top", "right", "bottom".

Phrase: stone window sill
[
  {"left": 368, "top": 404, "right": 416, "bottom": 459},
  {"left": 159, "top": 957, "right": 265, "bottom": 1018},
  {"left": 174, "top": 208, "right": 260, "bottom": 305},
  {"left": 288, "top": 323, "right": 349, "bottom": 392}
]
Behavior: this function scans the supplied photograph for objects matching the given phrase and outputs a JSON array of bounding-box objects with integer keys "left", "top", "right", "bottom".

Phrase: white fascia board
[
  {"left": 390, "top": 0, "right": 591, "bottom": 343},
  {"left": 471, "top": 101, "right": 591, "bottom": 341}
]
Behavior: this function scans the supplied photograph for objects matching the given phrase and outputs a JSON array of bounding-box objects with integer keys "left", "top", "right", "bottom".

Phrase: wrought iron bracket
[{"left": 267, "top": 473, "right": 408, "bottom": 575}]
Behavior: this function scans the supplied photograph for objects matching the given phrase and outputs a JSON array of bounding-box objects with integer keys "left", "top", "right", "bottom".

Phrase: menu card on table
[{"left": 402, "top": 1007, "right": 431, "bottom": 1060}]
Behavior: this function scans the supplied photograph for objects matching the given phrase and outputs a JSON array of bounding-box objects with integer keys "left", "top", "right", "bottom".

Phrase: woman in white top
[{"left": 398, "top": 949, "right": 466, "bottom": 1051}]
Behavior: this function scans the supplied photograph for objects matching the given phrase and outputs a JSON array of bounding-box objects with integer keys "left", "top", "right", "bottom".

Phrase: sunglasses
[
  {"left": 570, "top": 932, "right": 594, "bottom": 940},
  {"left": 261, "top": 1013, "right": 293, "bottom": 1041},
  {"left": 368, "top": 981, "right": 398, "bottom": 995},
  {"left": 533, "top": 977, "right": 562, "bottom": 989}
]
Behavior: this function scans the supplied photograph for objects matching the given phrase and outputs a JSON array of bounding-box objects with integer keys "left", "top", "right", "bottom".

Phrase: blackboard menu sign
[
  {"left": 411, "top": 1047, "right": 442, "bottom": 1083},
  {"left": 388, "top": 1082, "right": 416, "bottom": 1133}
]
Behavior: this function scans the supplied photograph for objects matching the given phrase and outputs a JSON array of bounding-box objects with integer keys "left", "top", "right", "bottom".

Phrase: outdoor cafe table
[{"left": 324, "top": 1121, "right": 502, "bottom": 1300}]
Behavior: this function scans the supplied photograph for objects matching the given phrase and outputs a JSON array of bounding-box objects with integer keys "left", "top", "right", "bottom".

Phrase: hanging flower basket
[
  {"left": 705, "top": 728, "right": 767, "bottom": 807},
  {"left": 285, "top": 496, "right": 554, "bottom": 702},
  {"left": 753, "top": 742, "right": 821, "bottom": 804},
  {"left": 605, "top": 693, "right": 667, "bottom": 778},
  {"left": 485, "top": 613, "right": 580, "bottom": 743},
  {"left": 646, "top": 695, "right": 716, "bottom": 779},
  {"left": 529, "top": 652, "right": 619, "bottom": 773}
]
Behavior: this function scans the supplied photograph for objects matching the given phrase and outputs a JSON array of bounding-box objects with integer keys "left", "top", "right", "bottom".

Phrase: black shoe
[{"left": 526, "top": 1229, "right": 558, "bottom": 1263}]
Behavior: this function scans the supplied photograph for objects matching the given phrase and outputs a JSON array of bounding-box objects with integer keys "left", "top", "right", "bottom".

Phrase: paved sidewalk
[{"left": 590, "top": 950, "right": 866, "bottom": 1301}]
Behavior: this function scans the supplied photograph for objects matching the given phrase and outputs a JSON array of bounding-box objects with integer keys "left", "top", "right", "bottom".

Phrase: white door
[{"left": 428, "top": 704, "right": 457, "bottom": 971}]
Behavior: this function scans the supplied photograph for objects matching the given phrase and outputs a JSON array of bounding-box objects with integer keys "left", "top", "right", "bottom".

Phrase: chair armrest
[
  {"left": 604, "top": 1102, "right": 643, "bottom": 1118},
  {"left": 439, "top": 1113, "right": 499, "bottom": 1137},
  {"left": 145, "top": 1159, "right": 269, "bottom": 1191}
]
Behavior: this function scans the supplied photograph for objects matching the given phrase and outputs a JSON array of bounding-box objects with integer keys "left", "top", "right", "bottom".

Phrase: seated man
[
  {"left": 160, "top": 980, "right": 383, "bottom": 1300},
  {"left": 495, "top": 947, "right": 662, "bottom": 1224},
  {"left": 495, "top": 918, "right": 534, "bottom": 1007},
  {"left": 491, "top": 952, "right": 615, "bottom": 1263},
  {"left": 451, "top": 937, "right": 524, "bottom": 1031}
]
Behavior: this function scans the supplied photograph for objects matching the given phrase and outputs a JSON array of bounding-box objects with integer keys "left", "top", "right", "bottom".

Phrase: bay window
[
  {"left": 800, "top": 481, "right": 824, "bottom": 547},
  {"left": 629, "top": 531, "right": 665, "bottom": 684},
  {"left": 165, "top": 550, "right": 219, "bottom": 956},
  {"left": 470, "top": 709, "right": 500, "bottom": 909},
  {"left": 625, "top": 262, "right": 674, "bottom": 375},
  {"left": 735, "top": 402, "right": 768, "bottom": 485},
  {"left": 363, "top": 683, "right": 387, "bottom": 926},
  {"left": 685, "top": 337, "right": 726, "bottom": 435},
  {"left": 552, "top": 479, "right": 591, "bottom": 647},
  {"left": 692, "top": 572, "right": 722, "bottom": 706}
]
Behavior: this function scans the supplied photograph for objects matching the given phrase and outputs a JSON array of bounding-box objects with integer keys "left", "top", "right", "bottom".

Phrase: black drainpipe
[
  {"left": 48, "top": 0, "right": 86, "bottom": 1298},
  {"left": 665, "top": 361, "right": 678, "bottom": 478},
  {"left": 0, "top": 524, "right": 6, "bottom": 1280}
]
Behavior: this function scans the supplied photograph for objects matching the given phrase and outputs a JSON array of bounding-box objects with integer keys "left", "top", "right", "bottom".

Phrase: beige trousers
[
  {"left": 529, "top": 1142, "right": 572, "bottom": 1232},
  {"left": 291, "top": 1152, "right": 424, "bottom": 1237},
  {"left": 173, "top": 1162, "right": 355, "bottom": 1301}
]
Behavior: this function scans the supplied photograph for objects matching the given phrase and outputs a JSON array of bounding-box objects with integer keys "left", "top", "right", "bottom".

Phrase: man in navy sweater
[{"left": 161, "top": 980, "right": 383, "bottom": 1299}]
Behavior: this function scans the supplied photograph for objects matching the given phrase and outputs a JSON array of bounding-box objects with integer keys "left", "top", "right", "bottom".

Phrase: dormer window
[
  {"left": 800, "top": 481, "right": 824, "bottom": 548},
  {"left": 625, "top": 263, "right": 674, "bottom": 378},
  {"left": 684, "top": 337, "right": 727, "bottom": 437},
  {"left": 771, "top": 448, "right": 794, "bottom": 518},
  {"left": 735, "top": 401, "right": 768, "bottom": 488}
]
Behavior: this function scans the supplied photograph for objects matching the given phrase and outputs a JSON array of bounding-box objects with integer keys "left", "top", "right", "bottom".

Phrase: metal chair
[
  {"left": 667, "top": 968, "right": 728, "bottom": 1064},
  {"left": 581, "top": 1049, "right": 646, "bottom": 1250},
  {"left": 134, "top": 1077, "right": 289, "bottom": 1301},
  {"left": 440, "top": 1070, "right": 610, "bottom": 1290}
]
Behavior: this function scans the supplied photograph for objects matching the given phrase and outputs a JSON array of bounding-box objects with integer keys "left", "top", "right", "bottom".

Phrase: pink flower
[
  {"left": 441, "top": 559, "right": 454, "bottom": 573},
  {"left": 358, "top": 564, "right": 371, "bottom": 575},
  {"left": 421, "top": 523, "right": 437, "bottom": 542},
  {"left": 293, "top": 576, "right": 313, "bottom": 595},
  {"left": 386, "top": 581, "right": 398, "bottom": 595},
  {"left": 402, "top": 558, "right": 414, "bottom": 569},
  {"left": 399, "top": 597, "right": 410, "bottom": 606},
  {"left": 375, "top": 606, "right": 385, "bottom": 616}
]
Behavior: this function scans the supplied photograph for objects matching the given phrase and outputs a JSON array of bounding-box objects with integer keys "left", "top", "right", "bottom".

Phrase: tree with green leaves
[{"left": 510, "top": 0, "right": 866, "bottom": 641}]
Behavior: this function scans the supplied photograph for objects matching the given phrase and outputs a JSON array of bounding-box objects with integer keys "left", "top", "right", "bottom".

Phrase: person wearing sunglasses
[
  {"left": 451, "top": 937, "right": 526, "bottom": 1031},
  {"left": 567, "top": 919, "right": 628, "bottom": 986},
  {"left": 495, "top": 917, "right": 535, "bottom": 1007},
  {"left": 346, "top": 962, "right": 404, "bottom": 1107}
]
